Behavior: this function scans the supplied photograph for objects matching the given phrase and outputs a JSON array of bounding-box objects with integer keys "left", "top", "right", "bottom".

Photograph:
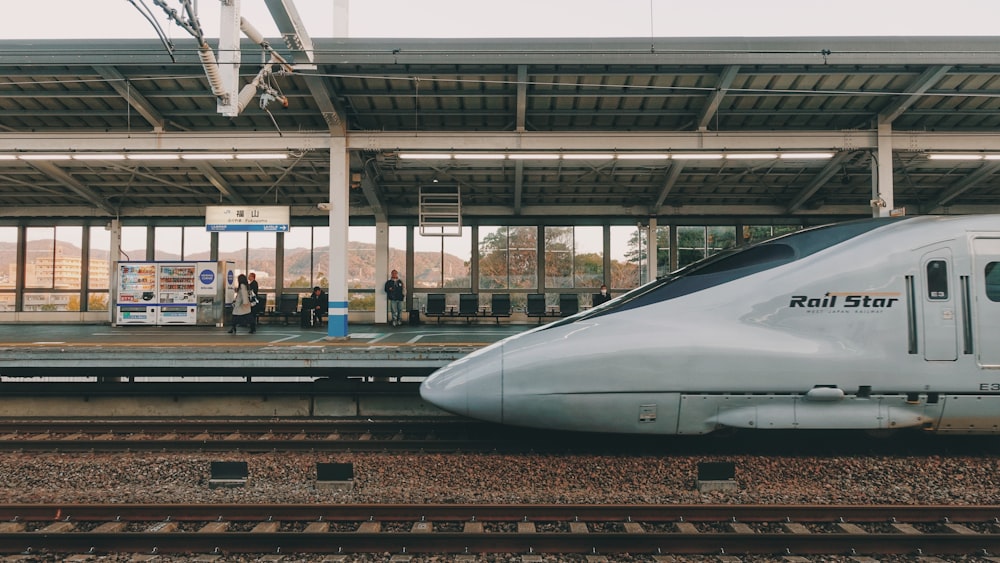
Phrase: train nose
[{"left": 419, "top": 343, "right": 503, "bottom": 423}]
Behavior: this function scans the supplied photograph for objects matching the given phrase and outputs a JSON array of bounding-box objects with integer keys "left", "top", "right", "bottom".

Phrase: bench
[
  {"left": 423, "top": 293, "right": 448, "bottom": 323},
  {"left": 260, "top": 293, "right": 299, "bottom": 325},
  {"left": 488, "top": 293, "right": 511, "bottom": 325},
  {"left": 559, "top": 293, "right": 579, "bottom": 317},
  {"left": 526, "top": 293, "right": 561, "bottom": 324}
]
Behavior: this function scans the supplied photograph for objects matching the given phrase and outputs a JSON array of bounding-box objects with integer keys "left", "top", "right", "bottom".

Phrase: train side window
[
  {"left": 926, "top": 260, "right": 949, "bottom": 300},
  {"left": 986, "top": 262, "right": 1000, "bottom": 302}
]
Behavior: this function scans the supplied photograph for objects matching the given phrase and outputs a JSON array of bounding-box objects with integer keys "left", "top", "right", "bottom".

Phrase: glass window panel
[
  {"left": 0, "top": 293, "right": 14, "bottom": 311},
  {"left": 0, "top": 226, "right": 15, "bottom": 290},
  {"left": 183, "top": 227, "right": 211, "bottom": 261},
  {"left": 388, "top": 226, "right": 407, "bottom": 282},
  {"left": 23, "top": 292, "right": 77, "bottom": 312},
  {"left": 610, "top": 226, "right": 643, "bottom": 289},
  {"left": 219, "top": 232, "right": 248, "bottom": 276},
  {"left": 926, "top": 260, "right": 949, "bottom": 300},
  {"left": 25, "top": 227, "right": 54, "bottom": 289},
  {"left": 88, "top": 226, "right": 111, "bottom": 291},
  {"left": 508, "top": 226, "right": 537, "bottom": 289},
  {"left": 986, "top": 262, "right": 1000, "bottom": 302},
  {"left": 284, "top": 227, "right": 313, "bottom": 289},
  {"left": 312, "top": 227, "right": 330, "bottom": 288},
  {"left": 677, "top": 226, "right": 707, "bottom": 268},
  {"left": 442, "top": 227, "right": 471, "bottom": 288},
  {"left": 707, "top": 226, "right": 737, "bottom": 257},
  {"left": 349, "top": 226, "right": 376, "bottom": 291},
  {"left": 87, "top": 291, "right": 109, "bottom": 311},
  {"left": 120, "top": 226, "right": 146, "bottom": 261},
  {"left": 545, "top": 226, "right": 574, "bottom": 289},
  {"left": 413, "top": 228, "right": 442, "bottom": 288},
  {"left": 655, "top": 226, "right": 672, "bottom": 277},
  {"left": 248, "top": 232, "right": 277, "bottom": 290},
  {"left": 154, "top": 226, "right": 182, "bottom": 260},
  {"left": 478, "top": 226, "right": 509, "bottom": 290},
  {"left": 54, "top": 226, "right": 83, "bottom": 289},
  {"left": 574, "top": 226, "right": 603, "bottom": 288}
]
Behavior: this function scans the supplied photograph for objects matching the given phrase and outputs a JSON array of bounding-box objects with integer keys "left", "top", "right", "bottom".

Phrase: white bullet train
[{"left": 420, "top": 215, "right": 1000, "bottom": 435}]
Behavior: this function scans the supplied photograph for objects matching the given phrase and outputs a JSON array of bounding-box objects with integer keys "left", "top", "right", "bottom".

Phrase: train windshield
[{"left": 549, "top": 217, "right": 904, "bottom": 326}]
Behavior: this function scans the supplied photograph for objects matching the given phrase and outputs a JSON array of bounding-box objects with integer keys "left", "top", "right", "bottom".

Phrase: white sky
[{"left": 4, "top": 0, "right": 1000, "bottom": 39}]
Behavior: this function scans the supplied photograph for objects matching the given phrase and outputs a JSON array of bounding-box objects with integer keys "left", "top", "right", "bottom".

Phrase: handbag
[{"left": 249, "top": 290, "right": 259, "bottom": 308}]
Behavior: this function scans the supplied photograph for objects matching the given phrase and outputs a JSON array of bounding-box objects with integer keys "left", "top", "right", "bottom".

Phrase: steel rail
[{"left": 0, "top": 505, "right": 998, "bottom": 556}]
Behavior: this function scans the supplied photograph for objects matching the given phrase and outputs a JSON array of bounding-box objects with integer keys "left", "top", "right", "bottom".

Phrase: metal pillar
[
  {"left": 327, "top": 137, "right": 349, "bottom": 338},
  {"left": 874, "top": 122, "right": 895, "bottom": 217},
  {"left": 375, "top": 219, "right": 388, "bottom": 324}
]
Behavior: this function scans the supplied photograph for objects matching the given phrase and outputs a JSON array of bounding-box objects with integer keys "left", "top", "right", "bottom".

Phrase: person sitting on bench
[{"left": 302, "top": 286, "right": 328, "bottom": 327}]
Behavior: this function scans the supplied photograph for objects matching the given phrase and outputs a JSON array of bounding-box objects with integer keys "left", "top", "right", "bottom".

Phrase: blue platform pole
[{"left": 328, "top": 137, "right": 349, "bottom": 338}]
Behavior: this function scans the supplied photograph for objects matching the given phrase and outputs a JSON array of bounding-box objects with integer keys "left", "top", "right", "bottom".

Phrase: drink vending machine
[{"left": 114, "top": 261, "right": 234, "bottom": 326}]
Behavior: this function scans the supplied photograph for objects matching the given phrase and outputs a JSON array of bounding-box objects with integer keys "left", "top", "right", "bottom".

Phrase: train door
[
  {"left": 921, "top": 249, "right": 957, "bottom": 361},
  {"left": 972, "top": 237, "right": 1000, "bottom": 367}
]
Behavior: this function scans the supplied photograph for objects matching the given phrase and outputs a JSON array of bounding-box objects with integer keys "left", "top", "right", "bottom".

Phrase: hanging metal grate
[{"left": 419, "top": 185, "right": 462, "bottom": 236}]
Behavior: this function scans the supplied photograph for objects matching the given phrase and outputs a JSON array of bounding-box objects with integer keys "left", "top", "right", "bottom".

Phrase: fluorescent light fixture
[
  {"left": 399, "top": 153, "right": 452, "bottom": 159},
  {"left": 779, "top": 152, "right": 835, "bottom": 159},
  {"left": 126, "top": 153, "right": 180, "bottom": 160},
  {"left": 20, "top": 154, "right": 71, "bottom": 160},
  {"left": 234, "top": 153, "right": 288, "bottom": 160},
  {"left": 180, "top": 153, "right": 235, "bottom": 160},
  {"left": 562, "top": 153, "right": 615, "bottom": 160},
  {"left": 616, "top": 153, "right": 671, "bottom": 160},
  {"left": 453, "top": 153, "right": 507, "bottom": 160},
  {"left": 507, "top": 153, "right": 561, "bottom": 160},
  {"left": 929, "top": 153, "right": 983, "bottom": 160},
  {"left": 0, "top": 155, "right": 17, "bottom": 160},
  {"left": 726, "top": 153, "right": 779, "bottom": 160},
  {"left": 72, "top": 154, "right": 126, "bottom": 160},
  {"left": 671, "top": 153, "right": 723, "bottom": 160},
  {"left": 984, "top": 155, "right": 1000, "bottom": 160}
]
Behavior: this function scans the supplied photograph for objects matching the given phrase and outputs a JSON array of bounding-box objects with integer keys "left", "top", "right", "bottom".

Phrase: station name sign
[{"left": 205, "top": 206, "right": 290, "bottom": 232}]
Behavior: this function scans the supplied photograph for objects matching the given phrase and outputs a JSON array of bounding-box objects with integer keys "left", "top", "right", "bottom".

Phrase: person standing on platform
[
  {"left": 247, "top": 272, "right": 259, "bottom": 299},
  {"left": 593, "top": 284, "right": 612, "bottom": 306},
  {"left": 384, "top": 269, "right": 405, "bottom": 327},
  {"left": 229, "top": 273, "right": 256, "bottom": 334}
]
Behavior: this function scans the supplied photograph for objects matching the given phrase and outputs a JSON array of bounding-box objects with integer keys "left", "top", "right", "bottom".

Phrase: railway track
[
  {"left": 0, "top": 504, "right": 998, "bottom": 558},
  {"left": 0, "top": 418, "right": 501, "bottom": 452},
  {"left": 1, "top": 418, "right": 999, "bottom": 454}
]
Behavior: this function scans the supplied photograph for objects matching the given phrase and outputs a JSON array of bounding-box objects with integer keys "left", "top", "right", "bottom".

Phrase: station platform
[{"left": 0, "top": 322, "right": 534, "bottom": 379}]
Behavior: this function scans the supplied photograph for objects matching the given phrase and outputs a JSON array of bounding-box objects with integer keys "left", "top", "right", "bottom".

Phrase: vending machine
[
  {"left": 115, "top": 263, "right": 158, "bottom": 325},
  {"left": 157, "top": 263, "right": 197, "bottom": 325},
  {"left": 113, "top": 261, "right": 234, "bottom": 326}
]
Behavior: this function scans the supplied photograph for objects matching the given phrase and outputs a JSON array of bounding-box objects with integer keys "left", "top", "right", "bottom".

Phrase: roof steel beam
[
  {"left": 263, "top": 0, "right": 316, "bottom": 69},
  {"left": 5, "top": 131, "right": 1000, "bottom": 153},
  {"left": 784, "top": 151, "right": 853, "bottom": 213},
  {"left": 877, "top": 65, "right": 952, "bottom": 125},
  {"left": 358, "top": 172, "right": 386, "bottom": 222},
  {"left": 652, "top": 162, "right": 684, "bottom": 212},
  {"left": 696, "top": 65, "right": 740, "bottom": 131},
  {"left": 92, "top": 66, "right": 167, "bottom": 131},
  {"left": 513, "top": 160, "right": 524, "bottom": 215},
  {"left": 516, "top": 65, "right": 528, "bottom": 133},
  {"left": 24, "top": 161, "right": 115, "bottom": 215},
  {"left": 923, "top": 160, "right": 1000, "bottom": 212},
  {"left": 192, "top": 161, "right": 247, "bottom": 205}
]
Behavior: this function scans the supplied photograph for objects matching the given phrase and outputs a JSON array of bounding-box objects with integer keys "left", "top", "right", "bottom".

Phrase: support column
[
  {"left": 375, "top": 219, "right": 388, "bottom": 325},
  {"left": 327, "top": 138, "right": 349, "bottom": 338},
  {"left": 646, "top": 217, "right": 657, "bottom": 284},
  {"left": 874, "top": 122, "right": 895, "bottom": 217}
]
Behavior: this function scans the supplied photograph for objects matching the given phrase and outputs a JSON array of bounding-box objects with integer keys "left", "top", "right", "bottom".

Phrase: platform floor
[{"left": 0, "top": 322, "right": 535, "bottom": 378}]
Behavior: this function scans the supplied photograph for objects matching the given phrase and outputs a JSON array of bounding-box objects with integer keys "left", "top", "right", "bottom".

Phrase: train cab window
[
  {"left": 986, "top": 262, "right": 1000, "bottom": 302},
  {"left": 926, "top": 260, "right": 949, "bottom": 300}
]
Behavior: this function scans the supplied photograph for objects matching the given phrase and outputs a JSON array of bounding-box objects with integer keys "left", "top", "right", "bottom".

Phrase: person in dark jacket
[
  {"left": 593, "top": 284, "right": 612, "bottom": 306},
  {"left": 384, "top": 269, "right": 405, "bottom": 326},
  {"left": 302, "top": 286, "right": 328, "bottom": 327}
]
